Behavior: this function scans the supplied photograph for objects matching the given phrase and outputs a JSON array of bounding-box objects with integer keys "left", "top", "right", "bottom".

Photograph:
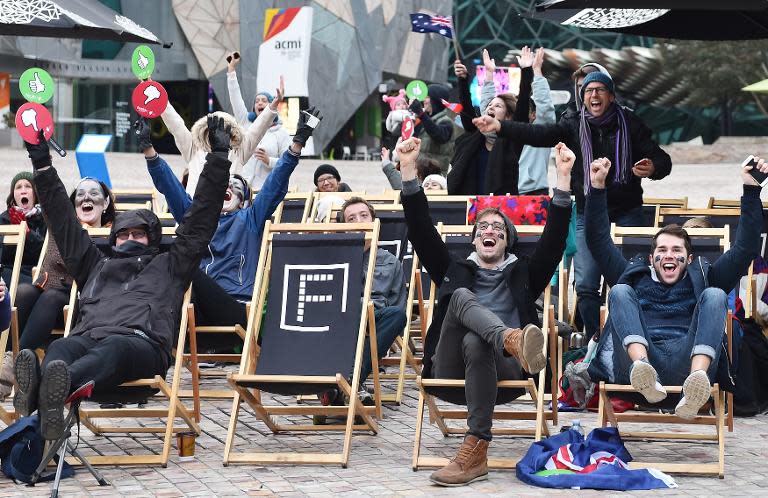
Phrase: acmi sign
[{"left": 275, "top": 39, "right": 301, "bottom": 50}]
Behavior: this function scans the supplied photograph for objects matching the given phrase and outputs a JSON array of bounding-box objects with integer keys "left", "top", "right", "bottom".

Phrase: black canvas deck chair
[
  {"left": 412, "top": 224, "right": 560, "bottom": 472},
  {"left": 223, "top": 221, "right": 383, "bottom": 467},
  {"left": 309, "top": 191, "right": 398, "bottom": 222},
  {"left": 273, "top": 192, "right": 313, "bottom": 223},
  {"left": 599, "top": 225, "right": 734, "bottom": 477},
  {"left": 642, "top": 196, "right": 688, "bottom": 227},
  {"left": 425, "top": 195, "right": 472, "bottom": 225},
  {"left": 0, "top": 222, "right": 28, "bottom": 425}
]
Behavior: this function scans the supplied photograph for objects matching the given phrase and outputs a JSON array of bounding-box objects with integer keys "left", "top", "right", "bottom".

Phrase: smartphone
[{"left": 743, "top": 155, "right": 768, "bottom": 187}]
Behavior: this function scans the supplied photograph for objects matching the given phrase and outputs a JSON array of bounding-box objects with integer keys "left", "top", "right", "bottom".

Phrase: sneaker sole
[
  {"left": 13, "top": 350, "right": 39, "bottom": 416},
  {"left": 675, "top": 370, "right": 711, "bottom": 419},
  {"left": 38, "top": 361, "right": 70, "bottom": 441},
  {"left": 630, "top": 361, "right": 667, "bottom": 404},
  {"left": 521, "top": 324, "right": 546, "bottom": 374},
  {"left": 429, "top": 473, "right": 488, "bottom": 487}
]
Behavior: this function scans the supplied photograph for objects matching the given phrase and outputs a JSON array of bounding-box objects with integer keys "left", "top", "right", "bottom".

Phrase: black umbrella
[
  {"left": 530, "top": 0, "right": 768, "bottom": 40},
  {"left": 0, "top": 0, "right": 170, "bottom": 46}
]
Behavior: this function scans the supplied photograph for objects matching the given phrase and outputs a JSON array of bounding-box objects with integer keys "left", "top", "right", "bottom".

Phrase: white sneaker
[
  {"left": 630, "top": 360, "right": 667, "bottom": 404},
  {"left": 0, "top": 351, "right": 14, "bottom": 399},
  {"left": 675, "top": 370, "right": 711, "bottom": 419}
]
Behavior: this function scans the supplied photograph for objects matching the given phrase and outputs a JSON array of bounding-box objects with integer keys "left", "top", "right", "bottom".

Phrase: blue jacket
[
  {"left": 585, "top": 185, "right": 762, "bottom": 383},
  {"left": 147, "top": 150, "right": 299, "bottom": 301}
]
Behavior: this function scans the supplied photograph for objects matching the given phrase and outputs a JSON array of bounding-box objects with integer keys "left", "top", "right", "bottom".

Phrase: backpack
[
  {"left": 0, "top": 414, "right": 73, "bottom": 483},
  {"left": 733, "top": 318, "right": 768, "bottom": 416}
]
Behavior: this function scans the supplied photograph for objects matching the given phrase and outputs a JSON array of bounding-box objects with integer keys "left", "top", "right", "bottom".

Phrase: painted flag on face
[{"left": 410, "top": 13, "right": 453, "bottom": 39}]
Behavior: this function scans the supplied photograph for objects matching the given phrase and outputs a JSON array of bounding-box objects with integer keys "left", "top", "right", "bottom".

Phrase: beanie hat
[
  {"left": 313, "top": 164, "right": 341, "bottom": 186},
  {"left": 382, "top": 89, "right": 407, "bottom": 111},
  {"left": 421, "top": 174, "right": 447, "bottom": 190},
  {"left": 255, "top": 91, "right": 274, "bottom": 103},
  {"left": 10, "top": 171, "right": 33, "bottom": 192},
  {"left": 580, "top": 72, "right": 615, "bottom": 103},
  {"left": 427, "top": 84, "right": 450, "bottom": 114}
]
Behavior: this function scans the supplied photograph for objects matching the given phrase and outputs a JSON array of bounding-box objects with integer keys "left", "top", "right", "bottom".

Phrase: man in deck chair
[
  {"left": 399, "top": 137, "right": 574, "bottom": 486},
  {"left": 12, "top": 119, "right": 231, "bottom": 441},
  {"left": 135, "top": 106, "right": 322, "bottom": 350},
  {"left": 585, "top": 156, "right": 766, "bottom": 419},
  {"left": 330, "top": 196, "right": 408, "bottom": 404}
]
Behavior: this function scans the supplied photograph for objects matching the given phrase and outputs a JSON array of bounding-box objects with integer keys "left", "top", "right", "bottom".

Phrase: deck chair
[
  {"left": 658, "top": 207, "right": 740, "bottom": 240},
  {"left": 308, "top": 191, "right": 398, "bottom": 222},
  {"left": 642, "top": 196, "right": 688, "bottom": 227},
  {"left": 0, "top": 223, "right": 28, "bottom": 425},
  {"left": 599, "top": 225, "right": 734, "bottom": 477},
  {"left": 273, "top": 192, "right": 313, "bottom": 223},
  {"left": 707, "top": 197, "right": 768, "bottom": 209},
  {"left": 223, "top": 221, "right": 383, "bottom": 467},
  {"left": 412, "top": 224, "right": 560, "bottom": 471},
  {"left": 111, "top": 188, "right": 160, "bottom": 212},
  {"left": 425, "top": 195, "right": 472, "bottom": 225}
]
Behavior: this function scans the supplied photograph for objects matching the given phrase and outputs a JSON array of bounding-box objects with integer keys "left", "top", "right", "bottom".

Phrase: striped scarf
[{"left": 579, "top": 103, "right": 631, "bottom": 194}]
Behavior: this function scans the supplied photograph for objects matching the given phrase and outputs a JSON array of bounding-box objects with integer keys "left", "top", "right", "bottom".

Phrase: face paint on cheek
[
  {"left": 497, "top": 232, "right": 505, "bottom": 240},
  {"left": 676, "top": 256, "right": 686, "bottom": 264},
  {"left": 654, "top": 255, "right": 662, "bottom": 263}
]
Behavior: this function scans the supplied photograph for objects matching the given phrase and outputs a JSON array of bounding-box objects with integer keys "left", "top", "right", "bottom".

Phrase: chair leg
[
  {"left": 412, "top": 384, "right": 426, "bottom": 471},
  {"left": 186, "top": 305, "right": 201, "bottom": 423},
  {"left": 715, "top": 385, "right": 725, "bottom": 479}
]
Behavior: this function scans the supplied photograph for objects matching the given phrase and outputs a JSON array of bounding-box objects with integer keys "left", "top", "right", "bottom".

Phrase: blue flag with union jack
[{"left": 410, "top": 13, "right": 453, "bottom": 39}]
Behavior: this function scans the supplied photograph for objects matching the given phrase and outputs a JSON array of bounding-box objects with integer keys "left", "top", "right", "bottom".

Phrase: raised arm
[
  {"left": 531, "top": 48, "right": 556, "bottom": 126},
  {"left": 160, "top": 101, "right": 194, "bottom": 163},
  {"left": 708, "top": 162, "right": 766, "bottom": 291},
  {"left": 225, "top": 51, "right": 250, "bottom": 126},
  {"left": 169, "top": 116, "right": 231, "bottom": 282},
  {"left": 26, "top": 132, "right": 102, "bottom": 287},
  {"left": 455, "top": 59, "right": 478, "bottom": 132},
  {"left": 238, "top": 76, "right": 283, "bottom": 162},
  {"left": 473, "top": 113, "right": 566, "bottom": 147},
  {"left": 478, "top": 49, "right": 497, "bottom": 115},
  {"left": 584, "top": 157, "right": 630, "bottom": 286},
  {"left": 527, "top": 142, "right": 573, "bottom": 297},
  {"left": 398, "top": 138, "right": 452, "bottom": 284},
  {"left": 380, "top": 147, "right": 403, "bottom": 189},
  {"left": 512, "top": 47, "right": 534, "bottom": 123},
  {"left": 135, "top": 117, "right": 191, "bottom": 222}
]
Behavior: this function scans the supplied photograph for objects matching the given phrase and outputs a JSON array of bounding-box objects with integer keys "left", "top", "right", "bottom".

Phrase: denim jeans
[
  {"left": 360, "top": 306, "right": 407, "bottom": 384},
  {"left": 575, "top": 206, "right": 647, "bottom": 335},
  {"left": 606, "top": 284, "right": 727, "bottom": 386},
  {"left": 431, "top": 288, "right": 525, "bottom": 440}
]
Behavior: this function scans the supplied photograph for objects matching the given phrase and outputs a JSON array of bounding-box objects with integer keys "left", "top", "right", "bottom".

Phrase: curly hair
[{"left": 190, "top": 111, "right": 243, "bottom": 152}]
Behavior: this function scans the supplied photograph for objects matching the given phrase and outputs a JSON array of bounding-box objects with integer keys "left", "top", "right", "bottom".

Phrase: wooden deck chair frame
[
  {"left": 599, "top": 225, "right": 735, "bottom": 477},
  {"left": 707, "top": 197, "right": 768, "bottom": 209},
  {"left": 0, "top": 222, "right": 27, "bottom": 425},
  {"left": 71, "top": 286, "right": 200, "bottom": 467},
  {"left": 425, "top": 195, "right": 472, "bottom": 226},
  {"left": 642, "top": 197, "right": 688, "bottom": 228},
  {"left": 307, "top": 191, "right": 398, "bottom": 222},
  {"left": 223, "top": 221, "right": 383, "bottom": 468},
  {"left": 657, "top": 207, "right": 741, "bottom": 230},
  {"left": 111, "top": 188, "right": 161, "bottom": 212},
  {"left": 272, "top": 192, "right": 314, "bottom": 223},
  {"left": 412, "top": 224, "right": 561, "bottom": 471}
]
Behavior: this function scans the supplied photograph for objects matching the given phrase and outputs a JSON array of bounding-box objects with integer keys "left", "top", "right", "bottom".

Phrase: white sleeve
[
  {"left": 237, "top": 108, "right": 277, "bottom": 165},
  {"left": 227, "top": 71, "right": 250, "bottom": 127},
  {"left": 160, "top": 102, "right": 194, "bottom": 164}
]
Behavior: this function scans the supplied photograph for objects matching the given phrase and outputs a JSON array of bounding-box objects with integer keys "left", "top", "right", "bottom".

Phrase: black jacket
[
  {"left": 448, "top": 67, "right": 533, "bottom": 196},
  {"left": 497, "top": 106, "right": 672, "bottom": 220},
  {"left": 402, "top": 186, "right": 570, "bottom": 377},
  {"left": 34, "top": 153, "right": 229, "bottom": 370},
  {"left": 0, "top": 210, "right": 46, "bottom": 270}
]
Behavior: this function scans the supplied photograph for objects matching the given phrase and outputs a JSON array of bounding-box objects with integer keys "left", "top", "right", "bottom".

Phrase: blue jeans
[
  {"left": 606, "top": 284, "right": 727, "bottom": 385},
  {"left": 575, "top": 206, "right": 647, "bottom": 335},
  {"left": 360, "top": 306, "right": 407, "bottom": 384}
]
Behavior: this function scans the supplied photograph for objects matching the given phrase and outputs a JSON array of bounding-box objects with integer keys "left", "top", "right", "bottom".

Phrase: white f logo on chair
[{"left": 281, "top": 264, "right": 349, "bottom": 332}]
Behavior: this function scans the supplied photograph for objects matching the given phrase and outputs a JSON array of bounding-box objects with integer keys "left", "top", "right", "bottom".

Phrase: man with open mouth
[
  {"left": 0, "top": 171, "right": 47, "bottom": 285},
  {"left": 584, "top": 155, "right": 767, "bottom": 418},
  {"left": 399, "top": 136, "right": 574, "bottom": 486}
]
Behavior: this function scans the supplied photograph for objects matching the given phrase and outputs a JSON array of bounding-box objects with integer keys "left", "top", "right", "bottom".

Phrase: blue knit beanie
[{"left": 580, "top": 72, "right": 614, "bottom": 102}]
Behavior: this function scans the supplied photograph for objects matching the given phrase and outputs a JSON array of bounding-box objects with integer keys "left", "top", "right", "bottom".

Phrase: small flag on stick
[
  {"left": 440, "top": 98, "right": 463, "bottom": 115},
  {"left": 410, "top": 13, "right": 453, "bottom": 39}
]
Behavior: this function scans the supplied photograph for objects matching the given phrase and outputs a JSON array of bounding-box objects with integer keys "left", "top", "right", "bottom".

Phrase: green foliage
[{"left": 659, "top": 40, "right": 768, "bottom": 109}]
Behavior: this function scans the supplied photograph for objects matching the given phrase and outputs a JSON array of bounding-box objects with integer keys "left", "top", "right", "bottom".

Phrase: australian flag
[{"left": 410, "top": 13, "right": 453, "bottom": 39}]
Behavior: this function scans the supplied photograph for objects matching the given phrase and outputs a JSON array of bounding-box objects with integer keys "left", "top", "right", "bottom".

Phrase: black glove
[
  {"left": 409, "top": 99, "right": 423, "bottom": 116},
  {"left": 207, "top": 114, "right": 231, "bottom": 154},
  {"left": 133, "top": 117, "right": 153, "bottom": 152},
  {"left": 293, "top": 106, "right": 322, "bottom": 147},
  {"left": 25, "top": 130, "right": 52, "bottom": 170}
]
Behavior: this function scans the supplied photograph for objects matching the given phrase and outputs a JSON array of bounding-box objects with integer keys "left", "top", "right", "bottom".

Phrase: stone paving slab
[{"left": 0, "top": 366, "right": 765, "bottom": 497}]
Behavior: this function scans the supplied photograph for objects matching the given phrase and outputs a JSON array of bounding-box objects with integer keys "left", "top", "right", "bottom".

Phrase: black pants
[
  {"left": 431, "top": 288, "right": 525, "bottom": 441},
  {"left": 191, "top": 270, "right": 248, "bottom": 350},
  {"left": 42, "top": 334, "right": 165, "bottom": 394},
  {"left": 14, "top": 283, "right": 69, "bottom": 351}
]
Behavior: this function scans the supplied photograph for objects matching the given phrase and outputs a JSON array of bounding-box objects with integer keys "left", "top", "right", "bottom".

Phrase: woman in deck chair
[
  {"left": 12, "top": 119, "right": 231, "bottom": 441},
  {"left": 584, "top": 156, "right": 765, "bottom": 419},
  {"left": 399, "top": 137, "right": 574, "bottom": 486}
]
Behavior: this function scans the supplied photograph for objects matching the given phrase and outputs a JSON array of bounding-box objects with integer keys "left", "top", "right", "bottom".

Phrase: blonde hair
[
  {"left": 190, "top": 111, "right": 243, "bottom": 152},
  {"left": 681, "top": 217, "right": 713, "bottom": 229}
]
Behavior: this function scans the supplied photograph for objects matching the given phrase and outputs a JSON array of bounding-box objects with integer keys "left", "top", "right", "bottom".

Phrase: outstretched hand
[
  {"left": 226, "top": 51, "right": 240, "bottom": 73},
  {"left": 396, "top": 137, "right": 421, "bottom": 181},
  {"left": 206, "top": 114, "right": 231, "bottom": 154},
  {"left": 454, "top": 59, "right": 468, "bottom": 79},
  {"left": 293, "top": 106, "right": 322, "bottom": 147},
  {"left": 133, "top": 117, "right": 153, "bottom": 153},
  {"left": 381, "top": 146, "right": 390, "bottom": 162},
  {"left": 268, "top": 75, "right": 285, "bottom": 112},
  {"left": 516, "top": 46, "right": 533, "bottom": 68},
  {"left": 472, "top": 115, "right": 501, "bottom": 134},
  {"left": 743, "top": 156, "right": 768, "bottom": 186},
  {"left": 590, "top": 157, "right": 611, "bottom": 189},
  {"left": 25, "top": 130, "right": 52, "bottom": 170},
  {"left": 532, "top": 47, "right": 545, "bottom": 77},
  {"left": 554, "top": 143, "right": 574, "bottom": 191},
  {"left": 482, "top": 49, "right": 496, "bottom": 81}
]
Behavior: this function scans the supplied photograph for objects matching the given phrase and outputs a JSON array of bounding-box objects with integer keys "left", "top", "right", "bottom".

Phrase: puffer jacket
[{"left": 35, "top": 153, "right": 228, "bottom": 369}]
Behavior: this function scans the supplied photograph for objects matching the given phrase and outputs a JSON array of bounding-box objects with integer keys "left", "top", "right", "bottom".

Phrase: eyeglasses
[
  {"left": 583, "top": 87, "right": 608, "bottom": 96},
  {"left": 476, "top": 221, "right": 505, "bottom": 232},
  {"left": 116, "top": 228, "right": 147, "bottom": 241},
  {"left": 317, "top": 175, "right": 336, "bottom": 184}
]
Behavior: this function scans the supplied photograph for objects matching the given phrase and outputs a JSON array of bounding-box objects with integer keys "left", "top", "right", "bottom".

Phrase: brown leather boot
[
  {"left": 429, "top": 435, "right": 489, "bottom": 486},
  {"left": 503, "top": 324, "right": 546, "bottom": 374}
]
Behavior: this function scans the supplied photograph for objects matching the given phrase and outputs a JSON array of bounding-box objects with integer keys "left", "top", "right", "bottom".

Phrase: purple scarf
[{"left": 579, "top": 103, "right": 631, "bottom": 194}]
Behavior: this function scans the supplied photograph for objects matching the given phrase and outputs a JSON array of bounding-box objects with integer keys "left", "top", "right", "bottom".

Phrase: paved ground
[{"left": 0, "top": 146, "right": 766, "bottom": 497}]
